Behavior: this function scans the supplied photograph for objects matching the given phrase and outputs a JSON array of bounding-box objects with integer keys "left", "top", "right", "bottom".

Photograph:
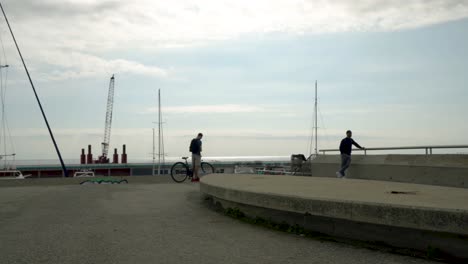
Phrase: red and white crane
[{"left": 97, "top": 75, "right": 115, "bottom": 163}]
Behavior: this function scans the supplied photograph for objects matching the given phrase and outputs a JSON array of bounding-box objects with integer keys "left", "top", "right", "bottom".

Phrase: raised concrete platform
[{"left": 200, "top": 174, "right": 468, "bottom": 260}]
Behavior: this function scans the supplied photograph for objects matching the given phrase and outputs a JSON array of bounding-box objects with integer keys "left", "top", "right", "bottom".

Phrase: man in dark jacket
[
  {"left": 336, "top": 130, "right": 365, "bottom": 178},
  {"left": 189, "top": 133, "right": 203, "bottom": 182}
]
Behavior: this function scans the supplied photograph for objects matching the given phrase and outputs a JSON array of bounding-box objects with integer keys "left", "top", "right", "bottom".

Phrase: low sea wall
[
  {"left": 3, "top": 160, "right": 288, "bottom": 178},
  {"left": 307, "top": 154, "right": 468, "bottom": 188}
]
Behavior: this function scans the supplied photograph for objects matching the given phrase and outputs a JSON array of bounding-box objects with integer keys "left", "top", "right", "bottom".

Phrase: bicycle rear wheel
[
  {"left": 201, "top": 162, "right": 215, "bottom": 174},
  {"left": 171, "top": 162, "right": 189, "bottom": 183}
]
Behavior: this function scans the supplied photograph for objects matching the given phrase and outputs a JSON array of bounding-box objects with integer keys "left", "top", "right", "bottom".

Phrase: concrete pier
[
  {"left": 201, "top": 174, "right": 468, "bottom": 260},
  {"left": 0, "top": 177, "right": 438, "bottom": 264}
]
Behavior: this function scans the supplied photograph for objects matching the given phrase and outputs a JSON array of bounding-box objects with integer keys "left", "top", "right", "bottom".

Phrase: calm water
[{"left": 8, "top": 156, "right": 291, "bottom": 166}]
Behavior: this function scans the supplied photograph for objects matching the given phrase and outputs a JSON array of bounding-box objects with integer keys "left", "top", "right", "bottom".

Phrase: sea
[{"left": 10, "top": 156, "right": 291, "bottom": 166}]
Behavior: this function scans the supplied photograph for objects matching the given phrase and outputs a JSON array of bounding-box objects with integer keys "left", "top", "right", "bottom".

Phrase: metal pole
[
  {"left": 0, "top": 3, "right": 68, "bottom": 176},
  {"left": 314, "top": 80, "right": 318, "bottom": 155},
  {"left": 158, "top": 89, "right": 161, "bottom": 176},
  {"left": 160, "top": 89, "right": 165, "bottom": 172},
  {"left": 0, "top": 65, "right": 7, "bottom": 169},
  {"left": 152, "top": 128, "right": 155, "bottom": 176}
]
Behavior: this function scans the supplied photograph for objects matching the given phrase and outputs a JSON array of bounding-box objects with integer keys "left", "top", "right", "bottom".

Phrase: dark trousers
[{"left": 339, "top": 154, "right": 351, "bottom": 176}]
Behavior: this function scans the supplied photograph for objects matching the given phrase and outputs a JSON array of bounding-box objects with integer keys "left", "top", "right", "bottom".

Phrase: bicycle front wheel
[
  {"left": 171, "top": 162, "right": 189, "bottom": 183},
  {"left": 201, "top": 162, "right": 215, "bottom": 174}
]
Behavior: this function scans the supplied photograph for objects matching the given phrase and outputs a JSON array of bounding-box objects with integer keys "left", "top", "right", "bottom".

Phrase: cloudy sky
[{"left": 0, "top": 0, "right": 467, "bottom": 161}]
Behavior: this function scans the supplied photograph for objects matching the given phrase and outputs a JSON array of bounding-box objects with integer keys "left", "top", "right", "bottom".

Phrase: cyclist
[{"left": 189, "top": 133, "right": 203, "bottom": 182}]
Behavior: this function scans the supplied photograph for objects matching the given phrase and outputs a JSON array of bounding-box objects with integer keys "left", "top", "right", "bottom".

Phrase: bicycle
[{"left": 170, "top": 157, "right": 215, "bottom": 183}]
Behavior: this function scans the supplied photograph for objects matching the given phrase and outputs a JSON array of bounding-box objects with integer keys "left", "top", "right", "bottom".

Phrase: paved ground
[{"left": 0, "top": 179, "right": 439, "bottom": 264}]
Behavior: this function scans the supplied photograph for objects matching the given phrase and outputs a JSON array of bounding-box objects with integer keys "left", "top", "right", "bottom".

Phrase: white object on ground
[{"left": 74, "top": 170, "right": 95, "bottom": 177}]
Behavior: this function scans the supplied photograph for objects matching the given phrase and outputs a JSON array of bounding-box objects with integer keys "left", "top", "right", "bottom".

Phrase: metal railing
[{"left": 319, "top": 145, "right": 468, "bottom": 155}]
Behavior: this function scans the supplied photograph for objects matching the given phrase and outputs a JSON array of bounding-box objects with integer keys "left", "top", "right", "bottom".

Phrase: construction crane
[{"left": 97, "top": 75, "right": 115, "bottom": 163}]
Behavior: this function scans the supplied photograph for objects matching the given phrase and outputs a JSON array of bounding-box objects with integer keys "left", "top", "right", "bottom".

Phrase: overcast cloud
[
  {"left": 1, "top": 0, "right": 467, "bottom": 81},
  {"left": 0, "top": 1, "right": 467, "bottom": 159}
]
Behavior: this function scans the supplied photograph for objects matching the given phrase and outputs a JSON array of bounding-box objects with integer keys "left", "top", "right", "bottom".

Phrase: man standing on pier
[
  {"left": 190, "top": 133, "right": 203, "bottom": 182},
  {"left": 337, "top": 130, "right": 365, "bottom": 179}
]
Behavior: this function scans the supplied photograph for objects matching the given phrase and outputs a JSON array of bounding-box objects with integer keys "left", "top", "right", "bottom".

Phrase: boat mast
[
  {"left": 0, "top": 3, "right": 68, "bottom": 176},
  {"left": 314, "top": 81, "right": 318, "bottom": 156},
  {"left": 0, "top": 64, "right": 8, "bottom": 169},
  {"left": 158, "top": 89, "right": 161, "bottom": 175},
  {"left": 152, "top": 128, "right": 155, "bottom": 176}
]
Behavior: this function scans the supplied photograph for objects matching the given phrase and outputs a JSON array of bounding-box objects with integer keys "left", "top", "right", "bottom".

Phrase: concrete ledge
[
  {"left": 200, "top": 174, "right": 468, "bottom": 259},
  {"left": 308, "top": 154, "right": 468, "bottom": 188},
  {"left": 315, "top": 154, "right": 468, "bottom": 168}
]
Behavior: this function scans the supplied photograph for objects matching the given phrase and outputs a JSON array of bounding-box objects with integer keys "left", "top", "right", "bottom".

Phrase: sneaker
[
  {"left": 191, "top": 177, "right": 200, "bottom": 183},
  {"left": 336, "top": 172, "right": 343, "bottom": 178}
]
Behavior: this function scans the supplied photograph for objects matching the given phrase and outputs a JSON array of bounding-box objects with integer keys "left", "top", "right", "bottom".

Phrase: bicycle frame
[{"left": 183, "top": 159, "right": 194, "bottom": 177}]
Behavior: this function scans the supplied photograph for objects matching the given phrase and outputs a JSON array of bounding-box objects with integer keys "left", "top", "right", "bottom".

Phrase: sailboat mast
[
  {"left": 158, "top": 89, "right": 161, "bottom": 176},
  {"left": 0, "top": 3, "right": 68, "bottom": 176},
  {"left": 1, "top": 64, "right": 8, "bottom": 169},
  {"left": 152, "top": 128, "right": 155, "bottom": 176},
  {"left": 314, "top": 81, "right": 318, "bottom": 155}
]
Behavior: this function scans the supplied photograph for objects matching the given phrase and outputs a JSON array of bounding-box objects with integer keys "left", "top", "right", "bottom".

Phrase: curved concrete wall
[
  {"left": 308, "top": 154, "right": 468, "bottom": 188},
  {"left": 201, "top": 174, "right": 468, "bottom": 260}
]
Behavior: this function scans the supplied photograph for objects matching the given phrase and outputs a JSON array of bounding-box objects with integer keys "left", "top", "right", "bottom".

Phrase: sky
[{"left": 0, "top": 0, "right": 467, "bottom": 161}]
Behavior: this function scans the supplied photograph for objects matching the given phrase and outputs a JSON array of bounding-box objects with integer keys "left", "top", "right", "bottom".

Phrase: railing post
[
  {"left": 364, "top": 149, "right": 367, "bottom": 156},
  {"left": 425, "top": 148, "right": 428, "bottom": 155},
  {"left": 430, "top": 148, "right": 433, "bottom": 155}
]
